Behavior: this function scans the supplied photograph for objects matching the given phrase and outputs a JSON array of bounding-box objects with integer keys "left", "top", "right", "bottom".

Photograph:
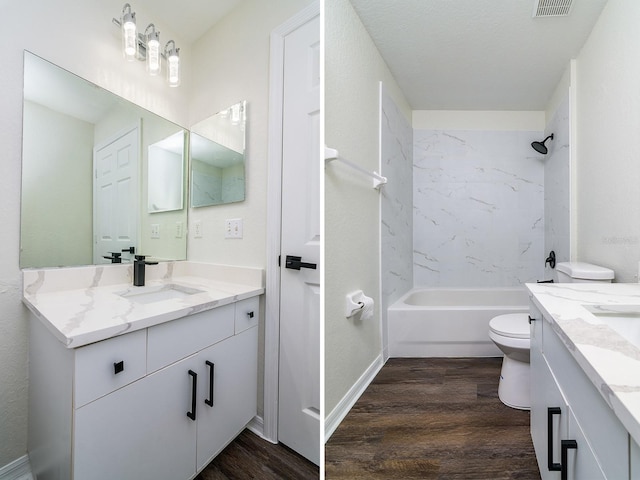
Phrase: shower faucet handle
[{"left": 545, "top": 250, "right": 556, "bottom": 269}]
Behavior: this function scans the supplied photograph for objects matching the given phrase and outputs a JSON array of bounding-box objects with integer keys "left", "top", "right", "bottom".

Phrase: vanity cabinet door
[
  {"left": 74, "top": 354, "right": 199, "bottom": 480},
  {"left": 196, "top": 326, "right": 258, "bottom": 471},
  {"left": 564, "top": 406, "right": 606, "bottom": 480}
]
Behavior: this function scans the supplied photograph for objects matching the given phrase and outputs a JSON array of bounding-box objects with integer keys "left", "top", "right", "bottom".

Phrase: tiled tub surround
[
  {"left": 527, "top": 282, "right": 640, "bottom": 447},
  {"left": 413, "top": 129, "right": 545, "bottom": 287},
  {"left": 22, "top": 261, "right": 264, "bottom": 348}
]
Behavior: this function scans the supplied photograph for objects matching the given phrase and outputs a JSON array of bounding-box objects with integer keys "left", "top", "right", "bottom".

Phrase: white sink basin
[
  {"left": 119, "top": 284, "right": 205, "bottom": 304},
  {"left": 586, "top": 305, "right": 640, "bottom": 349}
]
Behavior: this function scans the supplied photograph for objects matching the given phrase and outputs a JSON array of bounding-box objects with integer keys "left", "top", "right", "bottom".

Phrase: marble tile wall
[
  {"left": 544, "top": 94, "right": 571, "bottom": 278},
  {"left": 413, "top": 129, "right": 545, "bottom": 287},
  {"left": 381, "top": 86, "right": 413, "bottom": 353}
]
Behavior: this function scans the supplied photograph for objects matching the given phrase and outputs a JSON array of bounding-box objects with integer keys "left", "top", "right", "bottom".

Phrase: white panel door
[
  {"left": 93, "top": 126, "right": 139, "bottom": 263},
  {"left": 277, "top": 13, "right": 321, "bottom": 466}
]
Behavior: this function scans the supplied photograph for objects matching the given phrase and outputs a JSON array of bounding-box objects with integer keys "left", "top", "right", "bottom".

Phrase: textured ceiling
[{"left": 349, "top": 0, "right": 609, "bottom": 110}]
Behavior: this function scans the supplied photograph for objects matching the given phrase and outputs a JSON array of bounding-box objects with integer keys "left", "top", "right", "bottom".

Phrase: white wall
[
  {"left": 325, "top": 0, "right": 411, "bottom": 415},
  {"left": 575, "top": 0, "right": 640, "bottom": 282}
]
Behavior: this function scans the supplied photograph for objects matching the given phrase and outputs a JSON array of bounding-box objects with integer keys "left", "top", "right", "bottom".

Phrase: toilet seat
[{"left": 489, "top": 313, "right": 530, "bottom": 339}]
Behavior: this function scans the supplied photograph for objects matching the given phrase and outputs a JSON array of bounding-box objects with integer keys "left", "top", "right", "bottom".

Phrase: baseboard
[
  {"left": 325, "top": 354, "right": 385, "bottom": 442},
  {"left": 0, "top": 455, "right": 33, "bottom": 480},
  {"left": 247, "top": 415, "right": 278, "bottom": 444}
]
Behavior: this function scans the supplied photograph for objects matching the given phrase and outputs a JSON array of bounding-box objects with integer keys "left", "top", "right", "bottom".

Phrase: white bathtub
[{"left": 388, "top": 287, "right": 529, "bottom": 357}]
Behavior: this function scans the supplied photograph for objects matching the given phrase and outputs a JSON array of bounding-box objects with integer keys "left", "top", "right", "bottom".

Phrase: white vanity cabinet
[
  {"left": 529, "top": 299, "right": 628, "bottom": 480},
  {"left": 28, "top": 297, "right": 259, "bottom": 480}
]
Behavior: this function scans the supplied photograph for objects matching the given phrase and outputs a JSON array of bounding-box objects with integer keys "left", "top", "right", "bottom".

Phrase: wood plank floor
[
  {"left": 195, "top": 429, "right": 319, "bottom": 480},
  {"left": 325, "top": 357, "right": 541, "bottom": 480}
]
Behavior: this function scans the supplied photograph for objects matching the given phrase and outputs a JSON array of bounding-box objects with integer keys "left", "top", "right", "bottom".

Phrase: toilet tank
[{"left": 556, "top": 262, "right": 614, "bottom": 283}]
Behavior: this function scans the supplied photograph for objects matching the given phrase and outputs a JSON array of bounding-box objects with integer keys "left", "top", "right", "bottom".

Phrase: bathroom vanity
[
  {"left": 23, "top": 262, "right": 263, "bottom": 480},
  {"left": 527, "top": 283, "right": 640, "bottom": 480}
]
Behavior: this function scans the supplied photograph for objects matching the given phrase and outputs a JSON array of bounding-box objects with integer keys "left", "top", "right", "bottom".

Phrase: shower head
[{"left": 531, "top": 134, "right": 554, "bottom": 155}]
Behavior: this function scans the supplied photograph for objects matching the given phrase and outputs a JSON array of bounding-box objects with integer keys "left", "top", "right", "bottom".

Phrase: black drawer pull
[
  {"left": 205, "top": 361, "right": 215, "bottom": 407},
  {"left": 528, "top": 316, "right": 536, "bottom": 324},
  {"left": 247, "top": 311, "right": 254, "bottom": 319},
  {"left": 560, "top": 440, "right": 578, "bottom": 480},
  {"left": 187, "top": 370, "right": 197, "bottom": 421},
  {"left": 548, "top": 407, "right": 562, "bottom": 471},
  {"left": 114, "top": 361, "right": 124, "bottom": 375}
]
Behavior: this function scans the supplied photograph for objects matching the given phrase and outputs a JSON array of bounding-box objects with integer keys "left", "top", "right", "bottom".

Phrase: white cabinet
[
  {"left": 529, "top": 299, "right": 627, "bottom": 480},
  {"left": 28, "top": 297, "right": 259, "bottom": 480}
]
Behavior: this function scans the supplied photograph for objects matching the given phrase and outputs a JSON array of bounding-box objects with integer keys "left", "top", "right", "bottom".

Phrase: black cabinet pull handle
[
  {"left": 187, "top": 370, "right": 197, "bottom": 421},
  {"left": 205, "top": 361, "right": 214, "bottom": 407},
  {"left": 114, "top": 361, "right": 124, "bottom": 375},
  {"left": 548, "top": 407, "right": 562, "bottom": 471},
  {"left": 247, "top": 311, "right": 254, "bottom": 319},
  {"left": 528, "top": 316, "right": 536, "bottom": 324},
  {"left": 560, "top": 439, "right": 578, "bottom": 480}
]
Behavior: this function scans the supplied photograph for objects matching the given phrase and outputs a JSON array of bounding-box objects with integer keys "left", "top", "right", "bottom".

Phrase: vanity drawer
[
  {"left": 74, "top": 329, "right": 147, "bottom": 408},
  {"left": 147, "top": 304, "right": 235, "bottom": 372},
  {"left": 235, "top": 296, "right": 259, "bottom": 333}
]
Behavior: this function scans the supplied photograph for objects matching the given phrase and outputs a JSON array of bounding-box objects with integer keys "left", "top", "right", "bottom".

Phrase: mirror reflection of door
[{"left": 93, "top": 125, "right": 139, "bottom": 264}]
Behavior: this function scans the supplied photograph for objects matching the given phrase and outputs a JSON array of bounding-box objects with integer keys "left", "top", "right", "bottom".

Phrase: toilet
[{"left": 489, "top": 261, "right": 614, "bottom": 410}]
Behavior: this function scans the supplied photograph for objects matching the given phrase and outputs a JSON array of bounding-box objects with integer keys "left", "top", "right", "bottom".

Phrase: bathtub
[{"left": 388, "top": 287, "right": 529, "bottom": 357}]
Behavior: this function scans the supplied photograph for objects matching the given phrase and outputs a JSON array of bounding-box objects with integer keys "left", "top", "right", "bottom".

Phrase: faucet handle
[
  {"left": 122, "top": 246, "right": 135, "bottom": 254},
  {"left": 135, "top": 254, "right": 159, "bottom": 265}
]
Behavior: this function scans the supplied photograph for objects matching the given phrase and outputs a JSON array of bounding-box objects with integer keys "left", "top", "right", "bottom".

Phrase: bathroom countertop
[
  {"left": 22, "top": 262, "right": 264, "bottom": 349},
  {"left": 527, "top": 282, "right": 640, "bottom": 446}
]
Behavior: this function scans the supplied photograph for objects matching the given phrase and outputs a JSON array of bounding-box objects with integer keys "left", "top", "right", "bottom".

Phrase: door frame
[{"left": 264, "top": 1, "right": 320, "bottom": 444}]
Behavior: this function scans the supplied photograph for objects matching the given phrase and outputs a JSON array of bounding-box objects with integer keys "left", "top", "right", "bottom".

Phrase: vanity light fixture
[
  {"left": 165, "top": 40, "right": 180, "bottom": 87},
  {"left": 145, "top": 24, "right": 161, "bottom": 75},
  {"left": 112, "top": 3, "right": 181, "bottom": 87},
  {"left": 121, "top": 3, "right": 137, "bottom": 61}
]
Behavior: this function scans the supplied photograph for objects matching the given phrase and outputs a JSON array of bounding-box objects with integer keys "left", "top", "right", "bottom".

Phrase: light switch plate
[
  {"left": 175, "top": 221, "right": 184, "bottom": 239},
  {"left": 151, "top": 224, "right": 160, "bottom": 239},
  {"left": 225, "top": 218, "right": 243, "bottom": 239}
]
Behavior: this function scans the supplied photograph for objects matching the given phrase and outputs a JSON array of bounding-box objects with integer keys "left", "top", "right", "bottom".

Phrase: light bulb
[
  {"left": 122, "top": 10, "right": 137, "bottom": 61},
  {"left": 165, "top": 43, "right": 180, "bottom": 87},
  {"left": 147, "top": 32, "right": 160, "bottom": 75}
]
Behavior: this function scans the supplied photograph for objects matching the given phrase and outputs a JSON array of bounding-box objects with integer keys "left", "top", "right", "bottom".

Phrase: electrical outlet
[
  {"left": 225, "top": 218, "right": 243, "bottom": 239},
  {"left": 193, "top": 220, "right": 203, "bottom": 238},
  {"left": 151, "top": 224, "right": 160, "bottom": 239},
  {"left": 175, "top": 221, "right": 184, "bottom": 238}
]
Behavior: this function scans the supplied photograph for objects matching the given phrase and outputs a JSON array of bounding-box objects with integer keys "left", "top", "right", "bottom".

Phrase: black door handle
[
  {"left": 548, "top": 407, "right": 562, "bottom": 471},
  {"left": 285, "top": 255, "right": 317, "bottom": 270}
]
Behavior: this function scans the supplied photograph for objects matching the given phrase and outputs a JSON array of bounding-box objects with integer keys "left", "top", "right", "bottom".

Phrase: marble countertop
[
  {"left": 527, "top": 282, "right": 640, "bottom": 446},
  {"left": 22, "top": 261, "right": 264, "bottom": 349}
]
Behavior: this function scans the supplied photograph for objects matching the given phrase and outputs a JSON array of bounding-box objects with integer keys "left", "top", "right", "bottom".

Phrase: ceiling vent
[{"left": 533, "top": 0, "right": 573, "bottom": 17}]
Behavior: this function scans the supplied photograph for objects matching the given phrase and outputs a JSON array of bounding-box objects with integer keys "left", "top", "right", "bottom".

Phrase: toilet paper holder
[{"left": 345, "top": 290, "right": 367, "bottom": 318}]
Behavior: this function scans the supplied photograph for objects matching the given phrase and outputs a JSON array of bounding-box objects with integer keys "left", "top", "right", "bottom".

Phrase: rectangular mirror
[
  {"left": 148, "top": 131, "right": 185, "bottom": 213},
  {"left": 21, "top": 51, "right": 188, "bottom": 268},
  {"left": 190, "top": 101, "right": 246, "bottom": 208}
]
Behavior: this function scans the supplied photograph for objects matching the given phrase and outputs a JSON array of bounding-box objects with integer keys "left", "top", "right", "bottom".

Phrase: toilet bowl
[
  {"left": 489, "top": 313, "right": 531, "bottom": 410},
  {"left": 489, "top": 261, "right": 614, "bottom": 410}
]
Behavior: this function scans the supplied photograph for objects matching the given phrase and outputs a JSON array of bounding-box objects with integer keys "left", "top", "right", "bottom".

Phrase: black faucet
[
  {"left": 133, "top": 255, "right": 158, "bottom": 287},
  {"left": 103, "top": 252, "right": 122, "bottom": 264}
]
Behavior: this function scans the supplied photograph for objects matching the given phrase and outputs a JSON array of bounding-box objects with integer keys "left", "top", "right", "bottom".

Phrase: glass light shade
[
  {"left": 122, "top": 14, "right": 137, "bottom": 61},
  {"left": 147, "top": 37, "right": 161, "bottom": 75},
  {"left": 167, "top": 52, "right": 180, "bottom": 87}
]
